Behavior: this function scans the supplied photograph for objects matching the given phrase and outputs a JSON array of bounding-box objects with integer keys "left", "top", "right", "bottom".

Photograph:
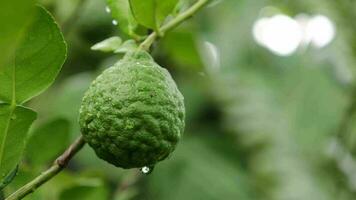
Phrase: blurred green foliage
[{"left": 3, "top": 0, "right": 356, "bottom": 199}]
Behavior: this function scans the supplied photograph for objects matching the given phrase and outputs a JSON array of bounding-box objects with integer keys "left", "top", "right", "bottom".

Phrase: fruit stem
[
  {"left": 138, "top": 0, "right": 210, "bottom": 51},
  {"left": 5, "top": 136, "right": 86, "bottom": 200}
]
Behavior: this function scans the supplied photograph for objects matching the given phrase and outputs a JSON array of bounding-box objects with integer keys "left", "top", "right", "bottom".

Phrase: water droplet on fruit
[
  {"left": 112, "top": 20, "right": 118, "bottom": 26},
  {"left": 105, "top": 6, "right": 111, "bottom": 13},
  {"left": 140, "top": 166, "right": 154, "bottom": 174}
]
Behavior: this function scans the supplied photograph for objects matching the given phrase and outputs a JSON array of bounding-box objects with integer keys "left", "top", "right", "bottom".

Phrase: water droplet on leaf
[{"left": 112, "top": 20, "right": 118, "bottom": 26}]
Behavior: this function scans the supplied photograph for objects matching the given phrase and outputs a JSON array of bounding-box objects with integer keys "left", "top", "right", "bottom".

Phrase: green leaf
[
  {"left": 114, "top": 40, "right": 138, "bottom": 54},
  {"left": 26, "top": 118, "right": 70, "bottom": 167},
  {"left": 129, "top": 0, "right": 156, "bottom": 29},
  {"left": 107, "top": 0, "right": 138, "bottom": 36},
  {"left": 91, "top": 37, "right": 122, "bottom": 52},
  {"left": 156, "top": 0, "right": 179, "bottom": 24},
  {"left": 91, "top": 37, "right": 138, "bottom": 54},
  {"left": 59, "top": 183, "right": 109, "bottom": 200},
  {"left": 0, "top": 0, "right": 35, "bottom": 71},
  {"left": 129, "top": 0, "right": 178, "bottom": 30},
  {"left": 0, "top": 6, "right": 67, "bottom": 104},
  {"left": 160, "top": 30, "right": 203, "bottom": 70},
  {"left": 172, "top": 0, "right": 193, "bottom": 16},
  {"left": 0, "top": 103, "right": 37, "bottom": 183},
  {"left": 0, "top": 165, "right": 18, "bottom": 191}
]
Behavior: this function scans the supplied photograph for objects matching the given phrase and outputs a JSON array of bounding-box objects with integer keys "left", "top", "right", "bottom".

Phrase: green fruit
[{"left": 79, "top": 50, "right": 185, "bottom": 169}]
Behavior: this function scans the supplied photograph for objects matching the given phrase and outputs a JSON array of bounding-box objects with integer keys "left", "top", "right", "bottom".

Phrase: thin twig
[
  {"left": 5, "top": 136, "right": 85, "bottom": 200},
  {"left": 139, "top": 0, "right": 210, "bottom": 51}
]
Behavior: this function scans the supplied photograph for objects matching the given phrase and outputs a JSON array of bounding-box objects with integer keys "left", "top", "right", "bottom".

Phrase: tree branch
[{"left": 5, "top": 136, "right": 86, "bottom": 200}]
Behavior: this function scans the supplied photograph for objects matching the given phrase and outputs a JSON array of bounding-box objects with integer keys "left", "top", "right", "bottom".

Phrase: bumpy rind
[{"left": 79, "top": 51, "right": 185, "bottom": 169}]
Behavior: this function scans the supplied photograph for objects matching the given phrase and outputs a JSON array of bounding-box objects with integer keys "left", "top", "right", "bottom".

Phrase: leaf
[
  {"left": 107, "top": 0, "right": 138, "bottom": 36},
  {"left": 129, "top": 0, "right": 179, "bottom": 30},
  {"left": 172, "top": 0, "right": 193, "bottom": 16},
  {"left": 0, "top": 6, "right": 67, "bottom": 104},
  {"left": 160, "top": 30, "right": 203, "bottom": 70},
  {"left": 26, "top": 118, "right": 70, "bottom": 167},
  {"left": 129, "top": 0, "right": 156, "bottom": 29},
  {"left": 91, "top": 37, "right": 138, "bottom": 54},
  {"left": 0, "top": 0, "right": 35, "bottom": 71},
  {"left": 59, "top": 183, "right": 109, "bottom": 200},
  {"left": 155, "top": 0, "right": 179, "bottom": 24},
  {"left": 91, "top": 37, "right": 122, "bottom": 52},
  {"left": 114, "top": 40, "right": 138, "bottom": 54},
  {"left": 0, "top": 165, "right": 18, "bottom": 191},
  {"left": 2, "top": 167, "right": 40, "bottom": 200},
  {"left": 0, "top": 103, "right": 37, "bottom": 183}
]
